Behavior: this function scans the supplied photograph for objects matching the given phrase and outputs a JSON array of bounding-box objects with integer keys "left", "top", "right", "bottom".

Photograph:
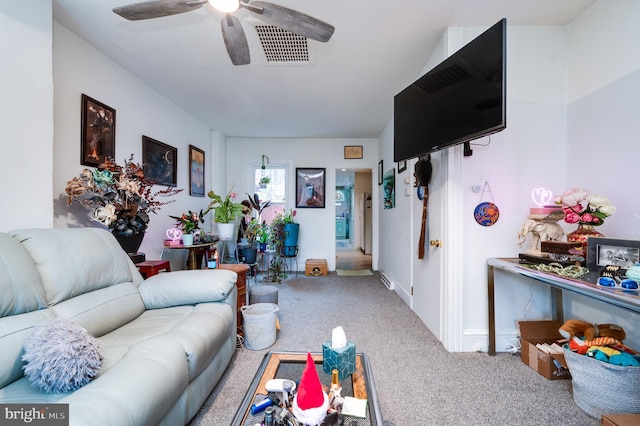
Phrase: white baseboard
[{"left": 463, "top": 329, "right": 519, "bottom": 353}]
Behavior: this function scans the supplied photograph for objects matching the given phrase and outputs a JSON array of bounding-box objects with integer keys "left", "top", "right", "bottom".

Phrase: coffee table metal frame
[{"left": 231, "top": 351, "right": 383, "bottom": 425}]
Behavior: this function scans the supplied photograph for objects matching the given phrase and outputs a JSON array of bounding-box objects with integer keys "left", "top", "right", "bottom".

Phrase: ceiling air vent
[{"left": 254, "top": 25, "right": 310, "bottom": 63}]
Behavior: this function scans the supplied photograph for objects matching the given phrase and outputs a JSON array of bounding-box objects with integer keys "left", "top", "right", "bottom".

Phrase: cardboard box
[
  {"left": 305, "top": 259, "right": 328, "bottom": 276},
  {"left": 602, "top": 414, "right": 640, "bottom": 426},
  {"left": 519, "top": 320, "right": 571, "bottom": 380}
]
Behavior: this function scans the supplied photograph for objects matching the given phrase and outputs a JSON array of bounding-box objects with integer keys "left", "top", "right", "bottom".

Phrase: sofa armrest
[{"left": 138, "top": 269, "right": 237, "bottom": 309}]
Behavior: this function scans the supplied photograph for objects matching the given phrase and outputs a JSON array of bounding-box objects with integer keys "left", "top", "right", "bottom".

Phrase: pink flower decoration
[
  {"left": 564, "top": 212, "right": 581, "bottom": 224},
  {"left": 581, "top": 213, "right": 594, "bottom": 223}
]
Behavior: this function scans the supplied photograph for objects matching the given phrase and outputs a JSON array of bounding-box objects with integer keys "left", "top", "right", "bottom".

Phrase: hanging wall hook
[{"left": 261, "top": 155, "right": 269, "bottom": 170}]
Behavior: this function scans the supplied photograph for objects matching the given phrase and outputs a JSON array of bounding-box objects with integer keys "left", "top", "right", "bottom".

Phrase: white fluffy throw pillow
[{"left": 22, "top": 318, "right": 103, "bottom": 393}]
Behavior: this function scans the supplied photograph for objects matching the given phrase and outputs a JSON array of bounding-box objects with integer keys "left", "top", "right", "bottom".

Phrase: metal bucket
[{"left": 241, "top": 303, "right": 279, "bottom": 350}]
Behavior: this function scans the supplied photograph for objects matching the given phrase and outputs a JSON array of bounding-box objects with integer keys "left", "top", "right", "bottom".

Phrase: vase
[
  {"left": 182, "top": 233, "right": 194, "bottom": 246},
  {"left": 242, "top": 247, "right": 258, "bottom": 264},
  {"left": 112, "top": 229, "right": 145, "bottom": 254},
  {"left": 566, "top": 224, "right": 604, "bottom": 252},
  {"left": 217, "top": 222, "right": 235, "bottom": 240},
  {"left": 283, "top": 223, "right": 299, "bottom": 256}
]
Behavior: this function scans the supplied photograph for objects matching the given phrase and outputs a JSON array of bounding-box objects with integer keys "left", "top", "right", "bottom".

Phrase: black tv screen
[{"left": 394, "top": 18, "right": 506, "bottom": 162}]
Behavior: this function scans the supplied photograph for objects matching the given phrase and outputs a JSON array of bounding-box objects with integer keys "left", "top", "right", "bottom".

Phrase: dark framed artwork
[
  {"left": 189, "top": 145, "right": 205, "bottom": 197},
  {"left": 296, "top": 168, "right": 326, "bottom": 208},
  {"left": 398, "top": 160, "right": 407, "bottom": 173},
  {"left": 142, "top": 136, "right": 177, "bottom": 186},
  {"left": 81, "top": 94, "right": 116, "bottom": 167},
  {"left": 382, "top": 168, "right": 395, "bottom": 209},
  {"left": 587, "top": 237, "right": 640, "bottom": 271},
  {"left": 378, "top": 160, "right": 383, "bottom": 185},
  {"left": 344, "top": 145, "right": 363, "bottom": 159}
]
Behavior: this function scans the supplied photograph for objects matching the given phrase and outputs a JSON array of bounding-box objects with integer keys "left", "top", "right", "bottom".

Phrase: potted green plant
[
  {"left": 204, "top": 188, "right": 245, "bottom": 240},
  {"left": 256, "top": 224, "right": 271, "bottom": 252},
  {"left": 259, "top": 176, "right": 271, "bottom": 189},
  {"left": 168, "top": 210, "right": 204, "bottom": 245}
]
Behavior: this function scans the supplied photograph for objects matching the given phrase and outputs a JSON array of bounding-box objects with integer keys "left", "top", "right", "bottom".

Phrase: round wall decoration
[{"left": 474, "top": 201, "right": 500, "bottom": 226}]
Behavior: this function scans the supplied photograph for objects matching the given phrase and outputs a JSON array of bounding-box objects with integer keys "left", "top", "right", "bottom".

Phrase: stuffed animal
[{"left": 558, "top": 319, "right": 626, "bottom": 342}]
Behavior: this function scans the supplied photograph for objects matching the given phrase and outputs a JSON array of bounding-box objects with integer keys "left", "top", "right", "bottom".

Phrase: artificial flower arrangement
[
  {"left": 553, "top": 188, "right": 616, "bottom": 226},
  {"left": 65, "top": 154, "right": 182, "bottom": 233},
  {"left": 204, "top": 188, "right": 246, "bottom": 223},
  {"left": 169, "top": 210, "right": 204, "bottom": 235}
]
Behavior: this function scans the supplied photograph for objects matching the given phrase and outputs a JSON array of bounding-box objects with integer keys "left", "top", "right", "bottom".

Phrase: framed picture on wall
[
  {"left": 296, "top": 168, "right": 326, "bottom": 208},
  {"left": 398, "top": 160, "right": 407, "bottom": 173},
  {"left": 344, "top": 145, "right": 363, "bottom": 159},
  {"left": 142, "top": 136, "right": 177, "bottom": 186},
  {"left": 80, "top": 94, "right": 116, "bottom": 167},
  {"left": 382, "top": 168, "right": 395, "bottom": 209},
  {"left": 189, "top": 145, "right": 205, "bottom": 197}
]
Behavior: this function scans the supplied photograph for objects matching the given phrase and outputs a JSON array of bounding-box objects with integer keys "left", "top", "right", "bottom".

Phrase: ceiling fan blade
[
  {"left": 221, "top": 14, "right": 251, "bottom": 65},
  {"left": 113, "top": 0, "right": 206, "bottom": 21},
  {"left": 244, "top": 1, "right": 335, "bottom": 42}
]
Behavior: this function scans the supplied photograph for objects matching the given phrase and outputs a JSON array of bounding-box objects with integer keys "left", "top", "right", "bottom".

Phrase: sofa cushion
[
  {"left": 51, "top": 281, "right": 146, "bottom": 338},
  {"left": 138, "top": 269, "right": 237, "bottom": 309},
  {"left": 0, "top": 309, "right": 55, "bottom": 390},
  {"left": 98, "top": 300, "right": 235, "bottom": 380},
  {"left": 10, "top": 228, "right": 141, "bottom": 305},
  {"left": 22, "top": 318, "right": 102, "bottom": 393},
  {"left": 0, "top": 233, "right": 46, "bottom": 317},
  {"left": 61, "top": 338, "right": 190, "bottom": 426}
]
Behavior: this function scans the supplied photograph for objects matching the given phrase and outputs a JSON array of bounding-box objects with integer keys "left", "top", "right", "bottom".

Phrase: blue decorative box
[{"left": 322, "top": 341, "right": 356, "bottom": 381}]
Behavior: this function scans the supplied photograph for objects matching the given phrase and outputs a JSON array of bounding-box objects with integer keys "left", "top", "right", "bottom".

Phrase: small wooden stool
[{"left": 136, "top": 260, "right": 171, "bottom": 278}]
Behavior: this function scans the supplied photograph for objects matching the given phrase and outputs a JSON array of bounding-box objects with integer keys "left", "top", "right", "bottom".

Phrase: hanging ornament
[{"left": 474, "top": 182, "right": 500, "bottom": 226}]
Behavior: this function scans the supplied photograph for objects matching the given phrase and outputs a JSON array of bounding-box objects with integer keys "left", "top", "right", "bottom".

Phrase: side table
[
  {"left": 136, "top": 260, "right": 171, "bottom": 278},
  {"left": 218, "top": 263, "right": 249, "bottom": 336}
]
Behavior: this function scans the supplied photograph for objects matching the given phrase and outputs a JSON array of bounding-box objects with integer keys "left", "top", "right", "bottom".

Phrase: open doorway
[{"left": 335, "top": 169, "right": 372, "bottom": 270}]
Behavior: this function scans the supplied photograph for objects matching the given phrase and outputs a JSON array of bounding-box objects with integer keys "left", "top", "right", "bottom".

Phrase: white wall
[
  {"left": 0, "top": 2, "right": 54, "bottom": 230},
  {"left": 378, "top": 1, "right": 640, "bottom": 352},
  {"left": 225, "top": 137, "right": 379, "bottom": 271},
  {"left": 52, "top": 23, "right": 214, "bottom": 259},
  {"left": 562, "top": 0, "right": 640, "bottom": 350},
  {"left": 462, "top": 26, "right": 570, "bottom": 351}
]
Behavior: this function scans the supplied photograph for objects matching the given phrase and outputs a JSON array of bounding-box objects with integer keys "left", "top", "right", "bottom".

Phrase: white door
[
  {"left": 412, "top": 152, "right": 444, "bottom": 340},
  {"left": 411, "top": 147, "right": 464, "bottom": 351}
]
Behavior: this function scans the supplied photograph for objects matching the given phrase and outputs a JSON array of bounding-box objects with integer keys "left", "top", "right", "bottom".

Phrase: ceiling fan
[{"left": 112, "top": 0, "right": 335, "bottom": 65}]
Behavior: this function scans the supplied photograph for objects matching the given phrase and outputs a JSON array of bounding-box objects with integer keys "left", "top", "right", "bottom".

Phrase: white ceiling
[{"left": 53, "top": 0, "right": 597, "bottom": 139}]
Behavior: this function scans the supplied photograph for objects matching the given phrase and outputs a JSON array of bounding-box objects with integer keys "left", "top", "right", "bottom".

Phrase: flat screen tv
[{"left": 394, "top": 18, "right": 506, "bottom": 162}]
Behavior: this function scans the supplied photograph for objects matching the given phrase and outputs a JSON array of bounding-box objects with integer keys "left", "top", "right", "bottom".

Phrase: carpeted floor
[{"left": 188, "top": 272, "right": 598, "bottom": 426}]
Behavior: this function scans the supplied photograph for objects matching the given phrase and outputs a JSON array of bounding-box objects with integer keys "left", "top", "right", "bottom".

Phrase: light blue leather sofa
[{"left": 0, "top": 228, "right": 238, "bottom": 425}]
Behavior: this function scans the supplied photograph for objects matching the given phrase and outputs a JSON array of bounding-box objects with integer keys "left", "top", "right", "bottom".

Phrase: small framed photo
[
  {"left": 587, "top": 237, "right": 640, "bottom": 271},
  {"left": 81, "top": 94, "right": 116, "bottom": 167},
  {"left": 378, "top": 160, "right": 383, "bottom": 185},
  {"left": 382, "top": 168, "right": 395, "bottom": 209},
  {"left": 398, "top": 160, "right": 407, "bottom": 173},
  {"left": 344, "top": 145, "right": 363, "bottom": 159},
  {"left": 189, "top": 145, "right": 205, "bottom": 197},
  {"left": 296, "top": 168, "right": 325, "bottom": 208},
  {"left": 142, "top": 136, "right": 177, "bottom": 187}
]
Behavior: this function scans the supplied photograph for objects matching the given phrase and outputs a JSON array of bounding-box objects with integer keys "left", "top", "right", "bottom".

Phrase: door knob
[{"left": 429, "top": 240, "right": 442, "bottom": 248}]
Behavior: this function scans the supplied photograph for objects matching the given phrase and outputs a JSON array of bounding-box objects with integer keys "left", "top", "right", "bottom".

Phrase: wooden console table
[{"left": 487, "top": 258, "right": 640, "bottom": 355}]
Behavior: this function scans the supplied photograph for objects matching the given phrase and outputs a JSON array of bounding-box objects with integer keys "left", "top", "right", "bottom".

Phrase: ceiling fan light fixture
[{"left": 208, "top": 0, "right": 240, "bottom": 13}]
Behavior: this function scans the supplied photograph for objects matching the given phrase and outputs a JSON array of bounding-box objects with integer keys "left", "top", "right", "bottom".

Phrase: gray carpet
[{"left": 188, "top": 273, "right": 597, "bottom": 426}]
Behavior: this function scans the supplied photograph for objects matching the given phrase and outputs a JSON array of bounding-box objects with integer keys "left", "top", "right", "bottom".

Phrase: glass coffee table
[{"left": 231, "top": 351, "right": 383, "bottom": 425}]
